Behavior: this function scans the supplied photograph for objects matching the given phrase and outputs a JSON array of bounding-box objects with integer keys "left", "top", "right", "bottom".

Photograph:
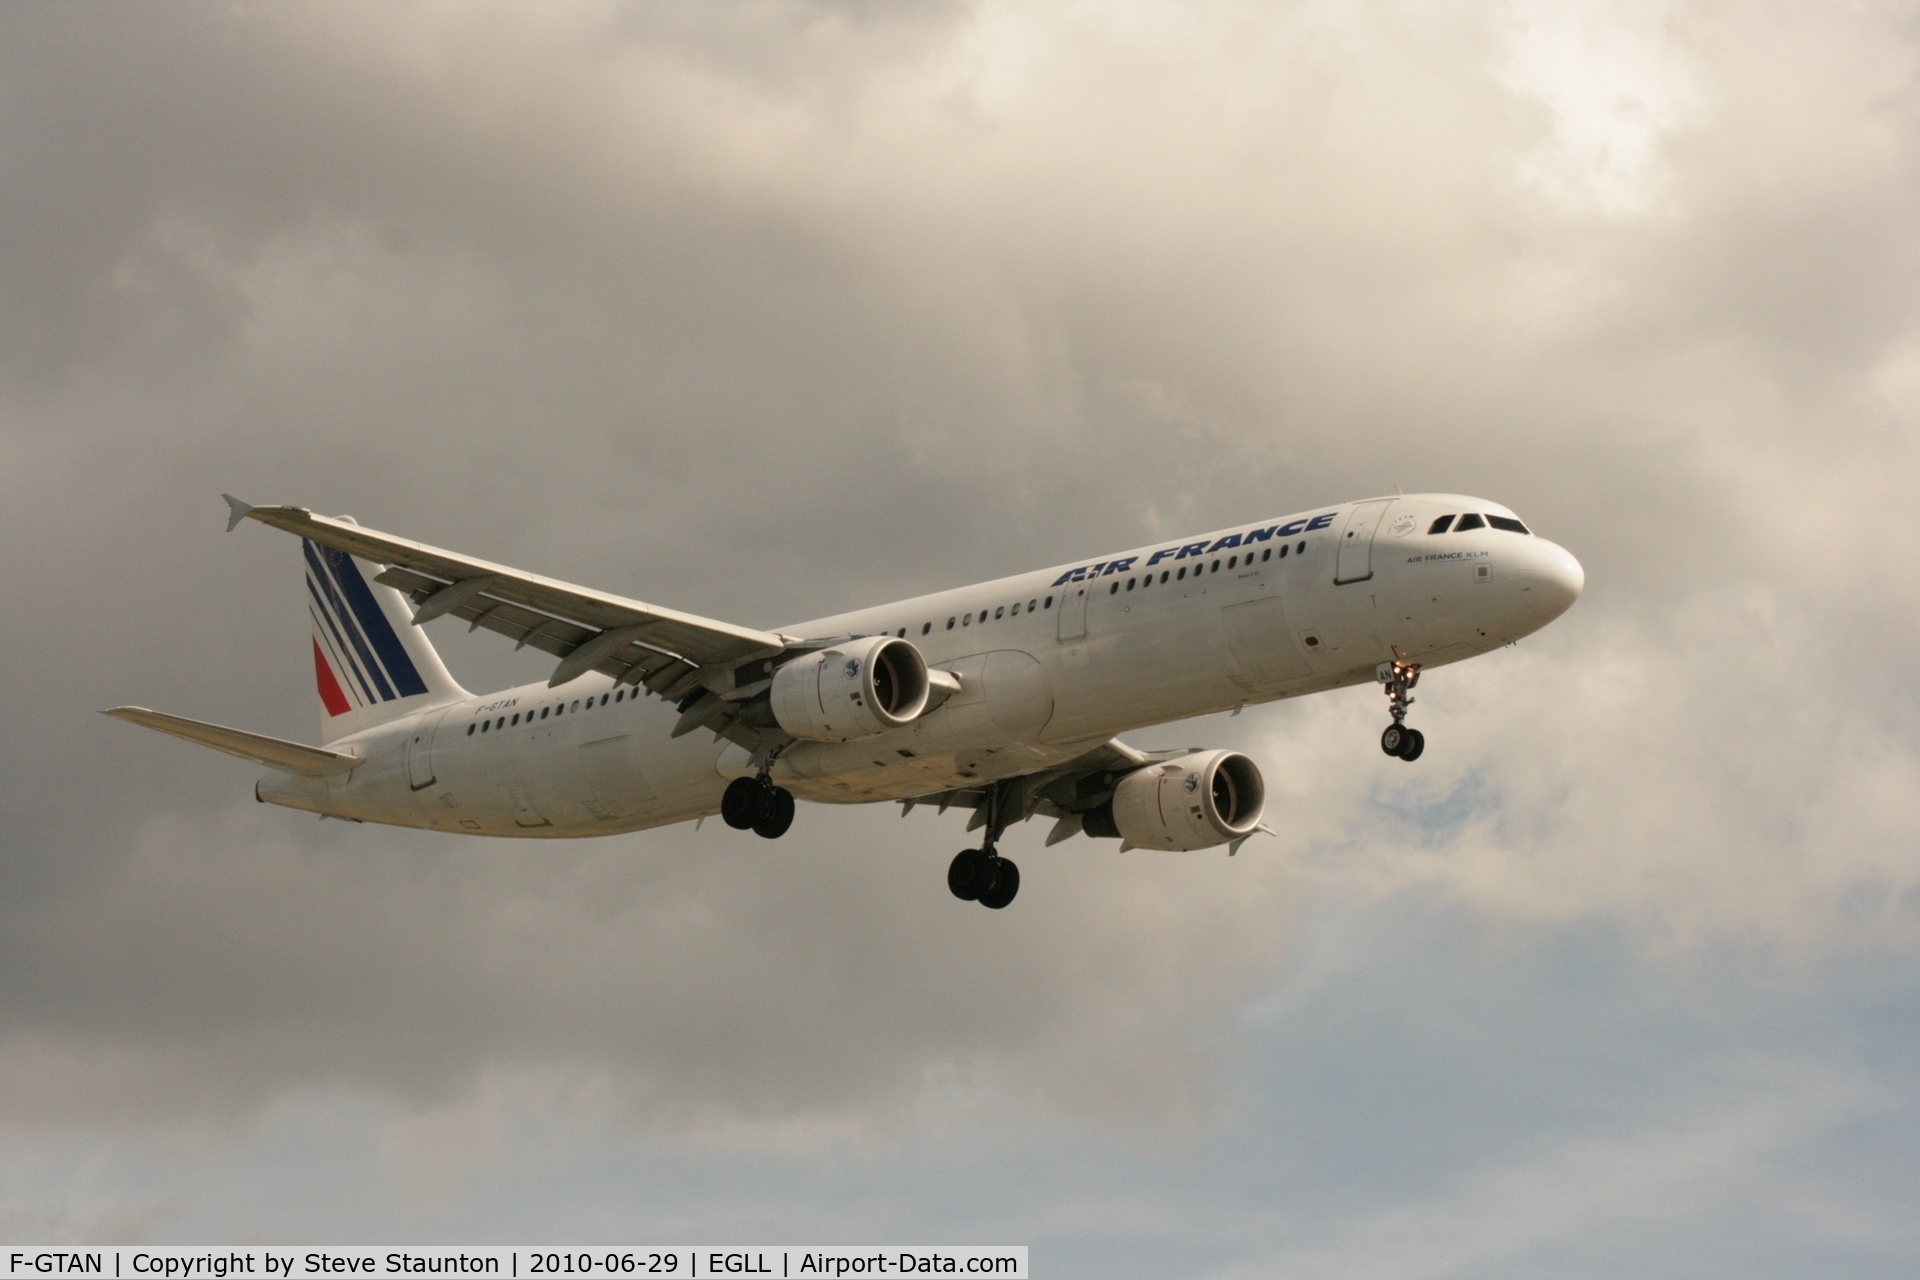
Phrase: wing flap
[
  {"left": 373, "top": 565, "right": 705, "bottom": 693},
  {"left": 239, "top": 504, "right": 787, "bottom": 674},
  {"left": 103, "top": 707, "right": 361, "bottom": 776}
]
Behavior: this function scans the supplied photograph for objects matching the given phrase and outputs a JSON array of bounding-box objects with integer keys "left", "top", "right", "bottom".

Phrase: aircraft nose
[{"left": 1521, "top": 539, "right": 1584, "bottom": 622}]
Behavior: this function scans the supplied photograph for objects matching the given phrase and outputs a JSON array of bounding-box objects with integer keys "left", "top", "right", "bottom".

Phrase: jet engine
[
  {"left": 770, "top": 635, "right": 932, "bottom": 742},
  {"left": 1082, "top": 750, "right": 1265, "bottom": 850}
]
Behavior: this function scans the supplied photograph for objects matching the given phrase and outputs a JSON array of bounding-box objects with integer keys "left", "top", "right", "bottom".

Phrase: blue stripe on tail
[
  {"left": 303, "top": 541, "right": 396, "bottom": 701},
  {"left": 316, "top": 545, "right": 428, "bottom": 698}
]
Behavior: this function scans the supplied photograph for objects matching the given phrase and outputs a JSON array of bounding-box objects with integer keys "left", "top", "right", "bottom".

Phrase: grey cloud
[{"left": 0, "top": 1, "right": 1918, "bottom": 1259}]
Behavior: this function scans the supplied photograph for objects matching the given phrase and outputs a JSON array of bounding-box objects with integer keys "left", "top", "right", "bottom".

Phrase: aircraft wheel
[
  {"left": 721, "top": 776, "right": 769, "bottom": 830},
  {"left": 977, "top": 857, "right": 1021, "bottom": 910},
  {"left": 1398, "top": 728, "right": 1426, "bottom": 762},
  {"left": 1380, "top": 724, "right": 1407, "bottom": 757},
  {"left": 948, "top": 849, "right": 990, "bottom": 901},
  {"left": 753, "top": 787, "right": 796, "bottom": 838}
]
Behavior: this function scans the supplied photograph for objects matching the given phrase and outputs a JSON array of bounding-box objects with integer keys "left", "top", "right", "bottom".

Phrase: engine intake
[
  {"left": 1082, "top": 750, "right": 1265, "bottom": 850},
  {"left": 770, "top": 635, "right": 932, "bottom": 742}
]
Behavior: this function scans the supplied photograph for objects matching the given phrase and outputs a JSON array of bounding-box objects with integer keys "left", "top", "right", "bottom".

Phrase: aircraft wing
[
  {"left": 103, "top": 707, "right": 361, "bottom": 776},
  {"left": 908, "top": 738, "right": 1268, "bottom": 853},
  {"left": 901, "top": 738, "right": 1191, "bottom": 843},
  {"left": 228, "top": 497, "right": 789, "bottom": 700}
]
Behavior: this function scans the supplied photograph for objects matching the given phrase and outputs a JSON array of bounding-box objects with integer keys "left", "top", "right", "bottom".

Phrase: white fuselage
[{"left": 258, "top": 493, "right": 1583, "bottom": 836}]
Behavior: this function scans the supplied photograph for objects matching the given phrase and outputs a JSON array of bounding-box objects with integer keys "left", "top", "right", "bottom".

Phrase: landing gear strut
[
  {"left": 1377, "top": 660, "right": 1425, "bottom": 762},
  {"left": 722, "top": 775, "right": 796, "bottom": 838},
  {"left": 946, "top": 782, "right": 1021, "bottom": 909}
]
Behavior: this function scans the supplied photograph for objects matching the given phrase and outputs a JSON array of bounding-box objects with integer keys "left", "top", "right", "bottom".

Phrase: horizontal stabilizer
[{"left": 102, "top": 707, "right": 360, "bottom": 776}]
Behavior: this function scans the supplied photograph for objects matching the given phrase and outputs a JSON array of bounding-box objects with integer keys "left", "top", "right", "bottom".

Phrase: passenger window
[
  {"left": 1488, "top": 515, "right": 1530, "bottom": 534},
  {"left": 898, "top": 627, "right": 906, "bottom": 637},
  {"left": 1262, "top": 548, "right": 1271, "bottom": 561},
  {"left": 1229, "top": 556, "right": 1238, "bottom": 568},
  {"left": 1044, "top": 596, "right": 1053, "bottom": 608},
  {"left": 1177, "top": 567, "right": 1186, "bottom": 580},
  {"left": 922, "top": 622, "right": 931, "bottom": 635},
  {"left": 540, "top": 707, "right": 549, "bottom": 719},
  {"left": 1211, "top": 560, "right": 1220, "bottom": 573},
  {"left": 1160, "top": 571, "right": 1169, "bottom": 583},
  {"left": 571, "top": 700, "right": 580, "bottom": 712},
  {"left": 1296, "top": 541, "right": 1306, "bottom": 553},
  {"left": 1140, "top": 576, "right": 1150, "bottom": 589},
  {"left": 995, "top": 607, "right": 1004, "bottom": 619},
  {"left": 1428, "top": 515, "right": 1456, "bottom": 534},
  {"left": 1126, "top": 578, "right": 1136, "bottom": 590},
  {"left": 511, "top": 713, "right": 520, "bottom": 726},
  {"left": 496, "top": 718, "right": 505, "bottom": 730},
  {"left": 467, "top": 724, "right": 475, "bottom": 736},
  {"left": 1455, "top": 513, "right": 1486, "bottom": 531},
  {"left": 947, "top": 617, "right": 956, "bottom": 629},
  {"left": 1280, "top": 545, "right": 1288, "bottom": 558},
  {"left": 1029, "top": 599, "right": 1038, "bottom": 611},
  {"left": 1110, "top": 582, "right": 1119, "bottom": 594},
  {"left": 962, "top": 614, "right": 971, "bottom": 626},
  {"left": 1011, "top": 603, "right": 1020, "bottom": 615}
]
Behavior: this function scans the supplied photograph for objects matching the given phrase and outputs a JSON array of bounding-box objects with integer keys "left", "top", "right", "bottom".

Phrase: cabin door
[
  {"left": 406, "top": 706, "right": 452, "bottom": 791},
  {"left": 1334, "top": 500, "right": 1395, "bottom": 585}
]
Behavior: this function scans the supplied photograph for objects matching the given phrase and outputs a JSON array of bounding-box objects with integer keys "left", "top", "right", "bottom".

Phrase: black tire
[
  {"left": 753, "top": 787, "right": 796, "bottom": 838},
  {"left": 1381, "top": 724, "right": 1406, "bottom": 757},
  {"left": 721, "top": 776, "right": 770, "bottom": 829},
  {"left": 1398, "top": 728, "right": 1426, "bottom": 762},
  {"left": 948, "top": 849, "right": 990, "bottom": 901},
  {"left": 978, "top": 858, "right": 1021, "bottom": 910}
]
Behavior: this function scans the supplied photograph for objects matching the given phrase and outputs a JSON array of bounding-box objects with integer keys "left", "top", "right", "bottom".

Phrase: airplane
[{"left": 105, "top": 492, "right": 1583, "bottom": 909}]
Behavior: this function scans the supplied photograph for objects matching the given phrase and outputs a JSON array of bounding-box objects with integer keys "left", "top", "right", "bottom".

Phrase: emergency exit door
[{"left": 1057, "top": 583, "right": 1089, "bottom": 640}]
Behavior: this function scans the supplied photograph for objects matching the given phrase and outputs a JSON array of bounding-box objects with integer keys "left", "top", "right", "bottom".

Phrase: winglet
[{"left": 221, "top": 494, "right": 254, "bottom": 533}]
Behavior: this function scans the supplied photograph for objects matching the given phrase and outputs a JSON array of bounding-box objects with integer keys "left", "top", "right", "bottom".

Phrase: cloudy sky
[{"left": 4, "top": 0, "right": 1919, "bottom": 1272}]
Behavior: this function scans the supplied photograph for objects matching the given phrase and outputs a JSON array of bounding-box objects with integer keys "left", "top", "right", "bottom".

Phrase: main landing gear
[
  {"left": 1377, "top": 660, "right": 1425, "bottom": 762},
  {"left": 945, "top": 780, "right": 1021, "bottom": 909},
  {"left": 948, "top": 847, "right": 1021, "bottom": 910},
  {"left": 721, "top": 775, "right": 795, "bottom": 839}
]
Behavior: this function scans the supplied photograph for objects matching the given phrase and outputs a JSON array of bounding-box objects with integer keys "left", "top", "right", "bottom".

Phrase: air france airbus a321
[{"left": 107, "top": 493, "right": 1582, "bottom": 909}]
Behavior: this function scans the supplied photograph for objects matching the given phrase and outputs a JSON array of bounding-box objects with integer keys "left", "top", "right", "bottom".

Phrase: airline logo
[
  {"left": 1050, "top": 512, "right": 1338, "bottom": 586},
  {"left": 304, "top": 540, "right": 428, "bottom": 716}
]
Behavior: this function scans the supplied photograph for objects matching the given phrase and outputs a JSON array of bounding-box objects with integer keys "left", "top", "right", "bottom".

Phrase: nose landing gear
[
  {"left": 1377, "top": 661, "right": 1425, "bottom": 762},
  {"left": 722, "top": 774, "right": 796, "bottom": 838}
]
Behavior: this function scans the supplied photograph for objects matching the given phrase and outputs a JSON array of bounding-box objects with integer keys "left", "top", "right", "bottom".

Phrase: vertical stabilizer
[{"left": 304, "top": 538, "right": 467, "bottom": 743}]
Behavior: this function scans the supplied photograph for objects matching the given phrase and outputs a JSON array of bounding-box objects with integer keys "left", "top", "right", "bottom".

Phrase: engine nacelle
[
  {"left": 770, "top": 635, "right": 932, "bottom": 742},
  {"left": 1083, "top": 750, "right": 1265, "bottom": 850}
]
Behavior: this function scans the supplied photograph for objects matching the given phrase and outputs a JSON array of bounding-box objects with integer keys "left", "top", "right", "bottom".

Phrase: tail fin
[{"left": 303, "top": 537, "right": 467, "bottom": 743}]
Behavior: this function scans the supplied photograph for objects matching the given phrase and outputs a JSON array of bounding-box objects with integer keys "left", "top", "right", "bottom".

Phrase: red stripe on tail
[{"left": 313, "top": 639, "right": 352, "bottom": 717}]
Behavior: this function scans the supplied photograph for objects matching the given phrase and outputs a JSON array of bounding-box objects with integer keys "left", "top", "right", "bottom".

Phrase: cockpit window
[
  {"left": 1454, "top": 513, "right": 1486, "bottom": 532},
  {"left": 1428, "top": 515, "right": 1455, "bottom": 534},
  {"left": 1487, "top": 515, "right": 1530, "bottom": 534}
]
